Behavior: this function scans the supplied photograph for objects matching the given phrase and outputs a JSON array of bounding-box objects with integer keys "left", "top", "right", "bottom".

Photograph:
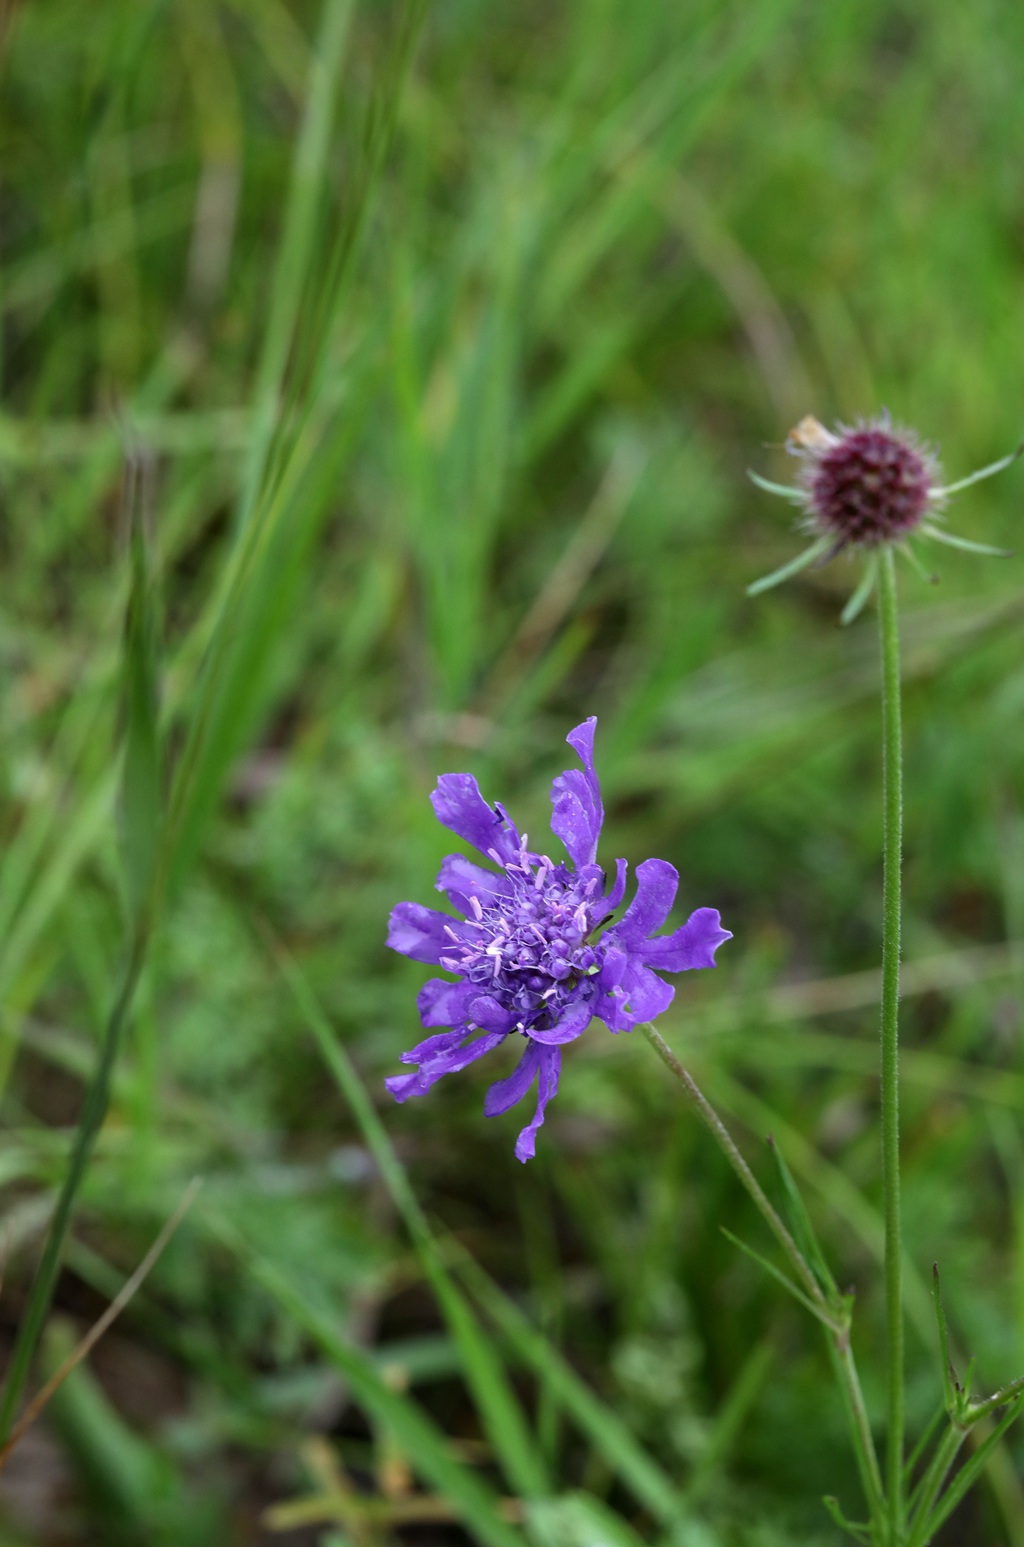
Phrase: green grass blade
[
  {"left": 452, "top": 1244, "right": 685, "bottom": 1526},
  {"left": 0, "top": 935, "right": 147, "bottom": 1443},
  {"left": 119, "top": 454, "right": 163, "bottom": 926},
  {"left": 0, "top": 462, "right": 162, "bottom": 1442},
  {"left": 234, "top": 0, "right": 354, "bottom": 537},
  {"left": 165, "top": 409, "right": 358, "bottom": 892},
  {"left": 215, "top": 1216, "right": 527, "bottom": 1547},
  {"left": 274, "top": 943, "right": 550, "bottom": 1499}
]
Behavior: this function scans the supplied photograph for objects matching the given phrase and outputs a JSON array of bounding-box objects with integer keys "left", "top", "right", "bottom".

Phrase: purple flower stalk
[
  {"left": 386, "top": 718, "right": 730, "bottom": 1162},
  {"left": 748, "top": 414, "right": 1019, "bottom": 622}
]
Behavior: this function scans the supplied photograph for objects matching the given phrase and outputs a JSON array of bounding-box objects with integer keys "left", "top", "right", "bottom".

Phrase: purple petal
[
  {"left": 642, "top": 908, "right": 732, "bottom": 973},
  {"left": 417, "top": 978, "right": 476, "bottom": 1028},
  {"left": 435, "top": 853, "right": 511, "bottom": 912},
  {"left": 431, "top": 774, "right": 520, "bottom": 865},
  {"left": 598, "top": 961, "right": 675, "bottom": 1033},
  {"left": 597, "top": 947, "right": 627, "bottom": 991},
  {"left": 607, "top": 858, "right": 679, "bottom": 949},
  {"left": 399, "top": 1027, "right": 465, "bottom": 1065},
  {"left": 436, "top": 1027, "right": 507, "bottom": 1076},
  {"left": 386, "top": 1027, "right": 507, "bottom": 1104},
  {"left": 468, "top": 994, "right": 517, "bottom": 1033},
  {"left": 388, "top": 902, "right": 467, "bottom": 965},
  {"left": 550, "top": 717, "right": 604, "bottom": 870},
  {"left": 514, "top": 1046, "right": 561, "bottom": 1163},
  {"left": 526, "top": 996, "right": 593, "bottom": 1046},
  {"left": 484, "top": 1039, "right": 542, "bottom": 1116},
  {"left": 386, "top": 1069, "right": 429, "bottom": 1102},
  {"left": 603, "top": 858, "right": 628, "bottom": 916}
]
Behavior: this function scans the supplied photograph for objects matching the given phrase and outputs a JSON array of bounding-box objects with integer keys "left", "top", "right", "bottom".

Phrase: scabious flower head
[
  {"left": 748, "top": 414, "right": 1018, "bottom": 622},
  {"left": 386, "top": 718, "right": 730, "bottom": 1161},
  {"left": 796, "top": 417, "right": 937, "bottom": 549}
]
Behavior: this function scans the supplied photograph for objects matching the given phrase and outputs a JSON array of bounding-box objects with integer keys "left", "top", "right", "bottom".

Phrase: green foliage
[{"left": 1, "top": 0, "right": 1024, "bottom": 1541}]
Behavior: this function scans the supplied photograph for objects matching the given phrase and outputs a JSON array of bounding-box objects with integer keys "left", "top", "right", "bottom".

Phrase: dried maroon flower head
[
  {"left": 748, "top": 414, "right": 1019, "bottom": 622},
  {"left": 799, "top": 419, "right": 935, "bottom": 548}
]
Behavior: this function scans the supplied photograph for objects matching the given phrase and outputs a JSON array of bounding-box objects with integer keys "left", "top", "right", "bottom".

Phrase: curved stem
[
  {"left": 639, "top": 1023, "right": 826, "bottom": 1312},
  {"left": 639, "top": 1022, "right": 885, "bottom": 1526},
  {"left": 878, "top": 546, "right": 905, "bottom": 1538}
]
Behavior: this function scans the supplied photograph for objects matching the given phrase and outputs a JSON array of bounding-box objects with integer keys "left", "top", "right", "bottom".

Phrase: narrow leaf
[
  {"left": 931, "top": 442, "right": 1023, "bottom": 498},
  {"left": 840, "top": 555, "right": 878, "bottom": 625},
  {"left": 746, "top": 469, "right": 805, "bottom": 501},
  {"left": 921, "top": 523, "right": 1012, "bottom": 558},
  {"left": 932, "top": 1264, "right": 957, "bottom": 1413},
  {"left": 746, "top": 536, "right": 833, "bottom": 596},
  {"left": 719, "top": 1227, "right": 834, "bottom": 1326},
  {"left": 924, "top": 1396, "right": 1024, "bottom": 1541},
  {"left": 766, "top": 1137, "right": 839, "bottom": 1300},
  {"left": 822, "top": 1495, "right": 873, "bottom": 1544}
]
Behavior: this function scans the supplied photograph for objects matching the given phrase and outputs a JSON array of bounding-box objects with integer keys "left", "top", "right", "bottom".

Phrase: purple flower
[{"left": 385, "top": 718, "right": 731, "bottom": 1162}]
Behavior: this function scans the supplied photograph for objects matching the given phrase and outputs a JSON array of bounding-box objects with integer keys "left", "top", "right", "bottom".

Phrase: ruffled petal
[
  {"left": 606, "top": 858, "right": 679, "bottom": 950},
  {"left": 597, "top": 947, "right": 627, "bottom": 991},
  {"left": 642, "top": 907, "right": 732, "bottom": 973},
  {"left": 435, "top": 853, "right": 512, "bottom": 913},
  {"left": 526, "top": 996, "right": 593, "bottom": 1046},
  {"left": 431, "top": 773, "right": 520, "bottom": 864},
  {"left": 387, "top": 901, "right": 467, "bottom": 965},
  {"left": 484, "top": 1038, "right": 542, "bottom": 1116},
  {"left": 399, "top": 1027, "right": 465, "bottom": 1065},
  {"left": 417, "top": 978, "right": 476, "bottom": 1028},
  {"left": 514, "top": 1046, "right": 561, "bottom": 1162},
  {"left": 385, "top": 1027, "right": 507, "bottom": 1103},
  {"left": 598, "top": 960, "right": 675, "bottom": 1033},
  {"left": 603, "top": 858, "right": 628, "bottom": 916},
  {"left": 550, "top": 717, "right": 604, "bottom": 869},
  {"left": 468, "top": 994, "right": 517, "bottom": 1033}
]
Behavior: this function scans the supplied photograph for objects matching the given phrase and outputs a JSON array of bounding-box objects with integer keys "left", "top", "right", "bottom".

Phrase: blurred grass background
[{"left": 1, "top": 0, "right": 1024, "bottom": 1541}]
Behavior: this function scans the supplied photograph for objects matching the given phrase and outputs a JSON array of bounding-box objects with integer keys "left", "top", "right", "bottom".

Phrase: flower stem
[
  {"left": 639, "top": 1021, "right": 885, "bottom": 1525},
  {"left": 640, "top": 1023, "right": 826, "bottom": 1312},
  {"left": 877, "top": 545, "right": 905, "bottom": 1539},
  {"left": 905, "top": 1422, "right": 964, "bottom": 1547}
]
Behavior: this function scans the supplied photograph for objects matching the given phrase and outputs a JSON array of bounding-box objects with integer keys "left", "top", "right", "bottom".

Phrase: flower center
[
  {"left": 808, "top": 427, "right": 932, "bottom": 547},
  {"left": 440, "top": 844, "right": 605, "bottom": 1032}
]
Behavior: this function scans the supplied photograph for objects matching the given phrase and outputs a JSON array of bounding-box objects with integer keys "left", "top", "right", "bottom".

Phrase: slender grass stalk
[
  {"left": 0, "top": 1175, "right": 201, "bottom": 1469},
  {"left": 0, "top": 930, "right": 149, "bottom": 1442},
  {"left": 877, "top": 545, "right": 905, "bottom": 1537}
]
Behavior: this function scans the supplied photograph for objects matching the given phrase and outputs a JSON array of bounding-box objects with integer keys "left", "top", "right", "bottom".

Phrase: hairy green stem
[
  {"left": 640, "top": 1023, "right": 824, "bottom": 1308},
  {"left": 906, "top": 1423, "right": 964, "bottom": 1547},
  {"left": 878, "top": 546, "right": 905, "bottom": 1538},
  {"left": 0, "top": 931, "right": 148, "bottom": 1442},
  {"left": 639, "top": 1022, "right": 884, "bottom": 1524},
  {"left": 829, "top": 1336, "right": 887, "bottom": 1528}
]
